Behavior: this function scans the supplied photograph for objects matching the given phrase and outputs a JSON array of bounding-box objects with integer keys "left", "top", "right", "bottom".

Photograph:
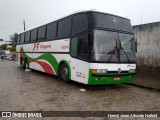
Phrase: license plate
[{"left": 114, "top": 76, "right": 121, "bottom": 80}]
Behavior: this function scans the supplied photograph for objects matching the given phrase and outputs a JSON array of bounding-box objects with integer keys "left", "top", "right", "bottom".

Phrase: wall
[{"left": 133, "top": 22, "right": 160, "bottom": 71}]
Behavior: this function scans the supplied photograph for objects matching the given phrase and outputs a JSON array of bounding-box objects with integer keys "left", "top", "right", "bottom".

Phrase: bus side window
[
  {"left": 72, "top": 13, "right": 88, "bottom": 35},
  {"left": 20, "top": 33, "right": 25, "bottom": 44},
  {"left": 70, "top": 37, "right": 78, "bottom": 57},
  {"left": 17, "top": 35, "right": 20, "bottom": 45},
  {"left": 38, "top": 25, "right": 46, "bottom": 41},
  {"left": 78, "top": 34, "right": 88, "bottom": 60},
  {"left": 57, "top": 17, "right": 71, "bottom": 38},
  {"left": 46, "top": 22, "right": 57, "bottom": 40},
  {"left": 25, "top": 31, "right": 31, "bottom": 43},
  {"left": 31, "top": 29, "right": 37, "bottom": 42}
]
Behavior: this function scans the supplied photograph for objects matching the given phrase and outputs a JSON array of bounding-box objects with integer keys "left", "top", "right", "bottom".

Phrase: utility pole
[
  {"left": 141, "top": 14, "right": 142, "bottom": 25},
  {"left": 23, "top": 20, "right": 26, "bottom": 31}
]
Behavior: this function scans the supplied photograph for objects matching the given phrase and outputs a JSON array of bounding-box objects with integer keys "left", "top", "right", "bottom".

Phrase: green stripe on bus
[{"left": 23, "top": 51, "right": 58, "bottom": 75}]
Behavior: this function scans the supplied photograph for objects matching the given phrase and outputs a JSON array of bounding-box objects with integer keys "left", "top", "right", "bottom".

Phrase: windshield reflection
[{"left": 92, "top": 30, "right": 135, "bottom": 62}]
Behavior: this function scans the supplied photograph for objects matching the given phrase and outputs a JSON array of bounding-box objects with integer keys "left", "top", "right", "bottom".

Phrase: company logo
[
  {"left": 1, "top": 112, "right": 42, "bottom": 117},
  {"left": 118, "top": 68, "right": 121, "bottom": 73},
  {"left": 33, "top": 43, "right": 51, "bottom": 51},
  {"left": 2, "top": 112, "right": 11, "bottom": 117},
  {"left": 112, "top": 17, "right": 118, "bottom": 28},
  {"left": 61, "top": 45, "right": 69, "bottom": 49}
]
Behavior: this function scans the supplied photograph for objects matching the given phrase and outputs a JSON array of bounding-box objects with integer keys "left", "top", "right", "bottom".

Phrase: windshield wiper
[
  {"left": 120, "top": 43, "right": 130, "bottom": 63},
  {"left": 115, "top": 31, "right": 131, "bottom": 63}
]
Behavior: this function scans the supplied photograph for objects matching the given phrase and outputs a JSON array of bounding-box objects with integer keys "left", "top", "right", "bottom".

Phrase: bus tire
[
  {"left": 25, "top": 58, "right": 29, "bottom": 69},
  {"left": 60, "top": 63, "right": 69, "bottom": 83},
  {"left": 21, "top": 59, "right": 26, "bottom": 69}
]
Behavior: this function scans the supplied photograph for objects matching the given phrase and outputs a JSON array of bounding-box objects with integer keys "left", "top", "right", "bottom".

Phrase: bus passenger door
[
  {"left": 76, "top": 33, "right": 89, "bottom": 84},
  {"left": 70, "top": 37, "right": 79, "bottom": 81},
  {"left": 70, "top": 34, "right": 89, "bottom": 84}
]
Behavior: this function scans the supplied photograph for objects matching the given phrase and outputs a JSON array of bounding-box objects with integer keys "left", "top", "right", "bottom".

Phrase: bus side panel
[
  {"left": 70, "top": 59, "right": 89, "bottom": 84},
  {"left": 16, "top": 39, "right": 70, "bottom": 74},
  {"left": 54, "top": 55, "right": 89, "bottom": 84}
]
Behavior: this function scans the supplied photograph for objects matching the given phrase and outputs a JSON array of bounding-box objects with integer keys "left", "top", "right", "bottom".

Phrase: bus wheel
[
  {"left": 60, "top": 64, "right": 69, "bottom": 82},
  {"left": 21, "top": 59, "right": 26, "bottom": 69},
  {"left": 25, "top": 58, "right": 29, "bottom": 69}
]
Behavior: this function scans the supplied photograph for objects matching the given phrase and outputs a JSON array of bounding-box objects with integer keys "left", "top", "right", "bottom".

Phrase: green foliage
[
  {"left": 7, "top": 47, "right": 16, "bottom": 52},
  {"left": 8, "top": 32, "right": 18, "bottom": 52},
  {"left": 0, "top": 44, "right": 7, "bottom": 50},
  {"left": 10, "top": 33, "right": 18, "bottom": 48}
]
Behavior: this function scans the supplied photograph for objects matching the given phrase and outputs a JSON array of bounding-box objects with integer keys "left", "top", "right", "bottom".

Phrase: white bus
[{"left": 16, "top": 11, "right": 136, "bottom": 85}]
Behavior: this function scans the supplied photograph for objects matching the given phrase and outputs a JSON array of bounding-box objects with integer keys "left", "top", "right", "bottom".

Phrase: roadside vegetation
[{"left": 0, "top": 33, "right": 17, "bottom": 52}]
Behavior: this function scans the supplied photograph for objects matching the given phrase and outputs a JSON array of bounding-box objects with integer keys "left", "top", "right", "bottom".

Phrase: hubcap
[{"left": 62, "top": 67, "right": 68, "bottom": 78}]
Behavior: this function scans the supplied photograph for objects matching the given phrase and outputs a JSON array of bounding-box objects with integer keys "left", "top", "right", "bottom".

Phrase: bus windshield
[{"left": 92, "top": 30, "right": 135, "bottom": 63}]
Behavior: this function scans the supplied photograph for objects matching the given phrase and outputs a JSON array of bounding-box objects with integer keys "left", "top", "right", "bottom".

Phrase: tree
[
  {"left": 9, "top": 33, "right": 18, "bottom": 52},
  {"left": 7, "top": 47, "right": 16, "bottom": 52},
  {"left": 0, "top": 44, "right": 7, "bottom": 50}
]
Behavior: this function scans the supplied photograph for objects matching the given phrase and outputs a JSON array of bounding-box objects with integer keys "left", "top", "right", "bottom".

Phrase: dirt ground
[{"left": 0, "top": 60, "right": 160, "bottom": 120}]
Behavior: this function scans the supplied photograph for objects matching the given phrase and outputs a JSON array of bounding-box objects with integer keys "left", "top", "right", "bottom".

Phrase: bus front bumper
[{"left": 88, "top": 70, "right": 135, "bottom": 85}]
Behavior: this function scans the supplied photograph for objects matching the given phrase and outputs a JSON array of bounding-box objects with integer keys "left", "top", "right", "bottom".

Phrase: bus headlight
[
  {"left": 97, "top": 69, "right": 102, "bottom": 73},
  {"left": 101, "top": 69, "right": 107, "bottom": 73},
  {"left": 129, "top": 69, "right": 135, "bottom": 73},
  {"left": 92, "top": 69, "right": 108, "bottom": 74}
]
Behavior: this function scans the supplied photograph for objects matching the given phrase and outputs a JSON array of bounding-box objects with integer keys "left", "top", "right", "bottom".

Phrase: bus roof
[{"left": 18, "top": 10, "right": 130, "bottom": 34}]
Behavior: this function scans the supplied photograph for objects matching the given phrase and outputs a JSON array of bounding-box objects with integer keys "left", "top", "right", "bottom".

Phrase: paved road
[{"left": 0, "top": 61, "right": 160, "bottom": 120}]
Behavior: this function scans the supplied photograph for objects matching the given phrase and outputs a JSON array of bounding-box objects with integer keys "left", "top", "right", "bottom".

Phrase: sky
[{"left": 0, "top": 0, "right": 160, "bottom": 41}]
